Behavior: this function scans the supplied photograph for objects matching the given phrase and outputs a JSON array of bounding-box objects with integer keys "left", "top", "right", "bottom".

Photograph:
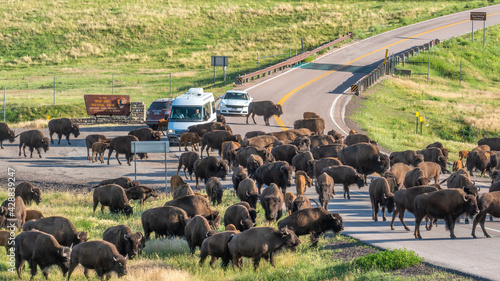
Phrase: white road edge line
[{"left": 330, "top": 87, "right": 351, "bottom": 135}]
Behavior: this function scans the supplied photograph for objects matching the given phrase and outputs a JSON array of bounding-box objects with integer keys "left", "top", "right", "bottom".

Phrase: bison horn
[
  {"left": 377, "top": 156, "right": 381, "bottom": 162},
  {"left": 113, "top": 256, "right": 118, "bottom": 262},
  {"left": 463, "top": 195, "right": 468, "bottom": 202},
  {"left": 240, "top": 219, "right": 244, "bottom": 226}
]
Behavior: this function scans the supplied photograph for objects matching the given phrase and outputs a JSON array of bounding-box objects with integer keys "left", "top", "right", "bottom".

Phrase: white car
[{"left": 219, "top": 90, "right": 253, "bottom": 116}]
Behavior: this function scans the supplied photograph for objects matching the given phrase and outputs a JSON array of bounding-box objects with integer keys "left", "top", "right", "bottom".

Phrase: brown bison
[
  {"left": 418, "top": 161, "right": 441, "bottom": 184},
  {"left": 91, "top": 141, "right": 109, "bottom": 163},
  {"left": 466, "top": 150, "right": 491, "bottom": 177},
  {"left": 390, "top": 185, "right": 439, "bottom": 231},
  {"left": 67, "top": 240, "right": 127, "bottom": 280},
  {"left": 292, "top": 152, "right": 315, "bottom": 177},
  {"left": 163, "top": 195, "right": 221, "bottom": 228},
  {"left": 221, "top": 141, "right": 240, "bottom": 168},
  {"left": 444, "top": 169, "right": 479, "bottom": 198},
  {"left": 236, "top": 146, "right": 274, "bottom": 167},
  {"left": 173, "top": 184, "right": 195, "bottom": 199},
  {"left": 94, "top": 177, "right": 139, "bottom": 189},
  {"left": 179, "top": 132, "right": 202, "bottom": 151},
  {"left": 240, "top": 134, "right": 279, "bottom": 149},
  {"left": 417, "top": 148, "right": 448, "bottom": 173},
  {"left": 157, "top": 118, "right": 168, "bottom": 135},
  {"left": 285, "top": 192, "right": 297, "bottom": 215},
  {"left": 278, "top": 208, "right": 343, "bottom": 247},
  {"left": 478, "top": 137, "right": 500, "bottom": 151},
  {"left": 237, "top": 178, "right": 259, "bottom": 209},
  {"left": 232, "top": 165, "right": 248, "bottom": 196},
  {"left": 338, "top": 143, "right": 390, "bottom": 184},
  {"left": 244, "top": 130, "right": 266, "bottom": 139},
  {"left": 0, "top": 196, "right": 26, "bottom": 228},
  {"left": 25, "top": 210, "right": 44, "bottom": 222},
  {"left": 193, "top": 156, "right": 229, "bottom": 190},
  {"left": 308, "top": 134, "right": 337, "bottom": 148},
  {"left": 414, "top": 189, "right": 479, "bottom": 239},
  {"left": 228, "top": 227, "right": 300, "bottom": 269},
  {"left": 177, "top": 151, "right": 200, "bottom": 180},
  {"left": 459, "top": 150, "right": 469, "bottom": 162},
  {"left": 128, "top": 127, "right": 161, "bottom": 141},
  {"left": 260, "top": 183, "right": 284, "bottom": 221},
  {"left": 316, "top": 172, "right": 334, "bottom": 210},
  {"left": 321, "top": 165, "right": 365, "bottom": 199},
  {"left": 390, "top": 163, "right": 412, "bottom": 190},
  {"left": 472, "top": 191, "right": 500, "bottom": 238},
  {"left": 18, "top": 130, "right": 50, "bottom": 158},
  {"left": 403, "top": 167, "right": 430, "bottom": 188},
  {"left": 199, "top": 230, "right": 240, "bottom": 268},
  {"left": 247, "top": 154, "right": 264, "bottom": 179},
  {"left": 327, "top": 129, "right": 344, "bottom": 142},
  {"left": 303, "top": 112, "right": 320, "bottom": 119},
  {"left": 188, "top": 122, "right": 228, "bottom": 138},
  {"left": 85, "top": 134, "right": 110, "bottom": 160},
  {"left": 185, "top": 215, "right": 216, "bottom": 254},
  {"left": 389, "top": 150, "right": 424, "bottom": 167},
  {"left": 48, "top": 118, "right": 80, "bottom": 145},
  {"left": 125, "top": 185, "right": 158, "bottom": 207},
  {"left": 14, "top": 230, "right": 71, "bottom": 280},
  {"left": 107, "top": 135, "right": 145, "bottom": 166},
  {"left": 293, "top": 118, "right": 325, "bottom": 134},
  {"left": 93, "top": 184, "right": 133, "bottom": 216},
  {"left": 0, "top": 230, "right": 13, "bottom": 253},
  {"left": 141, "top": 206, "right": 188, "bottom": 239},
  {"left": 223, "top": 204, "right": 254, "bottom": 232},
  {"left": 369, "top": 177, "right": 395, "bottom": 221},
  {"left": 344, "top": 134, "right": 377, "bottom": 146},
  {"left": 312, "top": 157, "right": 342, "bottom": 179},
  {"left": 246, "top": 100, "right": 283, "bottom": 126},
  {"left": 292, "top": 195, "right": 318, "bottom": 213},
  {"left": 311, "top": 144, "right": 345, "bottom": 159},
  {"left": 103, "top": 225, "right": 143, "bottom": 259},
  {"left": 254, "top": 161, "right": 294, "bottom": 194},
  {"left": 15, "top": 182, "right": 41, "bottom": 205},
  {"left": 206, "top": 177, "right": 223, "bottom": 205},
  {"left": 200, "top": 130, "right": 242, "bottom": 157},
  {"left": 271, "top": 144, "right": 299, "bottom": 165},
  {"left": 23, "top": 216, "right": 88, "bottom": 247},
  {"left": 0, "top": 122, "right": 15, "bottom": 149}
]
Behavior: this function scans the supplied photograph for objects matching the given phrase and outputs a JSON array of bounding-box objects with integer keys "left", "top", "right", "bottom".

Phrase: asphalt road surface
[{"left": 1, "top": 4, "right": 500, "bottom": 281}]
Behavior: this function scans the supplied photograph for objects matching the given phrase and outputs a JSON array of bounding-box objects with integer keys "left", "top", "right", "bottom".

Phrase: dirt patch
[
  {"left": 324, "top": 236, "right": 378, "bottom": 262},
  {"left": 392, "top": 263, "right": 439, "bottom": 277},
  {"left": 0, "top": 178, "right": 91, "bottom": 194}
]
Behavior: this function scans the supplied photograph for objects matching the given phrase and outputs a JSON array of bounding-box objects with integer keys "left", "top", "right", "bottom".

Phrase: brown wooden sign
[
  {"left": 84, "top": 95, "right": 130, "bottom": 116},
  {"left": 470, "top": 12, "right": 486, "bottom": 21}
]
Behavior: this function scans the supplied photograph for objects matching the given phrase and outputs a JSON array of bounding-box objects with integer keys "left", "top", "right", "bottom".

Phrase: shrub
[{"left": 351, "top": 248, "right": 423, "bottom": 272}]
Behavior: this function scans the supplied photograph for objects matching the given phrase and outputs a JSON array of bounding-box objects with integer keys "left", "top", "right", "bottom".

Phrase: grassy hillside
[
  {"left": 0, "top": 0, "right": 496, "bottom": 123},
  {"left": 349, "top": 23, "right": 500, "bottom": 159}
]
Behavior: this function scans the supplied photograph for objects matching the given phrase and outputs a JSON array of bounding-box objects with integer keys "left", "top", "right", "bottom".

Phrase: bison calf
[
  {"left": 369, "top": 177, "right": 395, "bottom": 222},
  {"left": 92, "top": 142, "right": 110, "bottom": 163},
  {"left": 185, "top": 215, "right": 216, "bottom": 254}
]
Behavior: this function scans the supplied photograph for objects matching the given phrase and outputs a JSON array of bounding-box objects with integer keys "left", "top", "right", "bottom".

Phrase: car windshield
[
  {"left": 224, "top": 92, "right": 248, "bottom": 100},
  {"left": 149, "top": 102, "right": 171, "bottom": 110},
  {"left": 170, "top": 106, "right": 204, "bottom": 121}
]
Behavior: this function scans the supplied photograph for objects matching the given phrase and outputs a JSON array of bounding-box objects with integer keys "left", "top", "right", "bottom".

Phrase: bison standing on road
[
  {"left": 254, "top": 161, "right": 294, "bottom": 194},
  {"left": 344, "top": 134, "right": 377, "bottom": 146},
  {"left": 338, "top": 143, "right": 390, "bottom": 185},
  {"left": 107, "top": 135, "right": 145, "bottom": 166},
  {"left": 18, "top": 130, "right": 50, "bottom": 158},
  {"left": 293, "top": 118, "right": 325, "bottom": 135},
  {"left": 85, "top": 134, "right": 109, "bottom": 160},
  {"left": 0, "top": 122, "right": 15, "bottom": 149},
  {"left": 48, "top": 118, "right": 80, "bottom": 145},
  {"left": 246, "top": 100, "right": 283, "bottom": 126},
  {"left": 472, "top": 191, "right": 500, "bottom": 238},
  {"left": 206, "top": 177, "right": 223, "bottom": 205},
  {"left": 321, "top": 165, "right": 364, "bottom": 199},
  {"left": 91, "top": 141, "right": 109, "bottom": 163},
  {"left": 390, "top": 185, "right": 439, "bottom": 231},
  {"left": 23, "top": 216, "right": 88, "bottom": 247},
  {"left": 278, "top": 208, "right": 343, "bottom": 247},
  {"left": 316, "top": 172, "right": 334, "bottom": 210},
  {"left": 389, "top": 150, "right": 424, "bottom": 167},
  {"left": 403, "top": 167, "right": 430, "bottom": 188},
  {"left": 200, "top": 130, "right": 242, "bottom": 157},
  {"left": 369, "top": 177, "right": 395, "bottom": 221},
  {"left": 413, "top": 189, "right": 479, "bottom": 239},
  {"left": 271, "top": 144, "right": 299, "bottom": 165},
  {"left": 179, "top": 132, "right": 202, "bottom": 152},
  {"left": 417, "top": 148, "right": 448, "bottom": 173},
  {"left": 128, "top": 127, "right": 161, "bottom": 142},
  {"left": 236, "top": 146, "right": 274, "bottom": 168},
  {"left": 466, "top": 150, "right": 491, "bottom": 177},
  {"left": 292, "top": 151, "right": 315, "bottom": 178},
  {"left": 103, "top": 225, "right": 143, "bottom": 259},
  {"left": 177, "top": 151, "right": 200, "bottom": 180},
  {"left": 390, "top": 163, "right": 412, "bottom": 190}
]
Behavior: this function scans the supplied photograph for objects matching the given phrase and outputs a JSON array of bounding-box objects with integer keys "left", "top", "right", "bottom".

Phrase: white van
[{"left": 167, "top": 88, "right": 216, "bottom": 144}]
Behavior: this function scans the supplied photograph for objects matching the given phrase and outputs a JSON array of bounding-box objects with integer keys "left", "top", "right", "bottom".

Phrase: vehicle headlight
[
  {"left": 168, "top": 129, "right": 175, "bottom": 134},
  {"left": 221, "top": 100, "right": 227, "bottom": 105}
]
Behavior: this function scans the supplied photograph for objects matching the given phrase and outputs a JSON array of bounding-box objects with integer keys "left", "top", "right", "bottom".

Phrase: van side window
[
  {"left": 203, "top": 102, "right": 211, "bottom": 120},
  {"left": 211, "top": 101, "right": 216, "bottom": 114}
]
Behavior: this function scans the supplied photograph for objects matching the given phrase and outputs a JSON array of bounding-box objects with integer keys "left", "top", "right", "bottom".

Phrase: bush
[
  {"left": 351, "top": 248, "right": 423, "bottom": 272},
  {"left": 304, "top": 54, "right": 317, "bottom": 63}
]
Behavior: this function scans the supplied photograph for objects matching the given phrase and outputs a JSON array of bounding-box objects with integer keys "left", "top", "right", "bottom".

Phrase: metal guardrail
[
  {"left": 236, "top": 33, "right": 353, "bottom": 84},
  {"left": 352, "top": 39, "right": 440, "bottom": 94}
]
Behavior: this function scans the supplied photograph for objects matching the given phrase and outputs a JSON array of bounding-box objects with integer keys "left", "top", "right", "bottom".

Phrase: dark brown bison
[
  {"left": 369, "top": 177, "right": 395, "bottom": 221},
  {"left": 293, "top": 118, "right": 325, "bottom": 134},
  {"left": 237, "top": 178, "right": 259, "bottom": 209},
  {"left": 316, "top": 172, "right": 334, "bottom": 210},
  {"left": 221, "top": 141, "right": 240, "bottom": 168},
  {"left": 472, "top": 191, "right": 500, "bottom": 238},
  {"left": 267, "top": 130, "right": 302, "bottom": 142},
  {"left": 107, "top": 135, "right": 145, "bottom": 166},
  {"left": 426, "top": 142, "right": 449, "bottom": 157},
  {"left": 103, "top": 225, "right": 143, "bottom": 259},
  {"left": 417, "top": 148, "right": 448, "bottom": 173},
  {"left": 125, "top": 185, "right": 158, "bottom": 207},
  {"left": 0, "top": 196, "right": 26, "bottom": 228},
  {"left": 128, "top": 127, "right": 161, "bottom": 141},
  {"left": 292, "top": 195, "right": 318, "bottom": 213},
  {"left": 187, "top": 122, "right": 228, "bottom": 138},
  {"left": 327, "top": 129, "right": 344, "bottom": 142},
  {"left": 179, "top": 132, "right": 202, "bottom": 151},
  {"left": 478, "top": 137, "right": 500, "bottom": 151},
  {"left": 48, "top": 118, "right": 80, "bottom": 145},
  {"left": 338, "top": 143, "right": 390, "bottom": 184},
  {"left": 236, "top": 146, "right": 274, "bottom": 167},
  {"left": 260, "top": 183, "right": 284, "bottom": 221},
  {"left": 193, "top": 156, "right": 229, "bottom": 190},
  {"left": 93, "top": 184, "right": 133, "bottom": 216},
  {"left": 94, "top": 177, "right": 140, "bottom": 189},
  {"left": 184, "top": 215, "right": 216, "bottom": 254},
  {"left": 289, "top": 135, "right": 311, "bottom": 152},
  {"left": 18, "top": 130, "right": 50, "bottom": 158},
  {"left": 223, "top": 204, "right": 254, "bottom": 232},
  {"left": 321, "top": 165, "right": 365, "bottom": 199},
  {"left": 308, "top": 134, "right": 337, "bottom": 148},
  {"left": 389, "top": 150, "right": 424, "bottom": 167},
  {"left": 271, "top": 144, "right": 299, "bottom": 165},
  {"left": 234, "top": 202, "right": 258, "bottom": 224},
  {"left": 390, "top": 185, "right": 439, "bottom": 231},
  {"left": 15, "top": 182, "right": 41, "bottom": 205},
  {"left": 0, "top": 230, "right": 12, "bottom": 253},
  {"left": 67, "top": 240, "right": 127, "bottom": 280},
  {"left": 312, "top": 157, "right": 342, "bottom": 179},
  {"left": 444, "top": 169, "right": 479, "bottom": 198},
  {"left": 141, "top": 206, "right": 188, "bottom": 239},
  {"left": 254, "top": 161, "right": 294, "bottom": 194},
  {"left": 23, "top": 216, "right": 88, "bottom": 247},
  {"left": 311, "top": 144, "right": 345, "bottom": 159},
  {"left": 244, "top": 130, "right": 266, "bottom": 139},
  {"left": 163, "top": 195, "right": 221, "bottom": 228},
  {"left": 246, "top": 100, "right": 283, "bottom": 126},
  {"left": 247, "top": 154, "right": 264, "bottom": 179},
  {"left": 403, "top": 167, "right": 431, "bottom": 188},
  {"left": 344, "top": 134, "right": 377, "bottom": 146},
  {"left": 206, "top": 177, "right": 223, "bottom": 205},
  {"left": 278, "top": 208, "right": 343, "bottom": 247},
  {"left": 0, "top": 122, "right": 15, "bottom": 149},
  {"left": 418, "top": 161, "right": 441, "bottom": 184},
  {"left": 303, "top": 112, "right": 320, "bottom": 119},
  {"left": 228, "top": 227, "right": 300, "bottom": 269},
  {"left": 232, "top": 165, "right": 247, "bottom": 196},
  {"left": 199, "top": 230, "right": 240, "bottom": 268},
  {"left": 414, "top": 189, "right": 479, "bottom": 239},
  {"left": 489, "top": 151, "right": 500, "bottom": 171},
  {"left": 240, "top": 135, "right": 279, "bottom": 149},
  {"left": 14, "top": 230, "right": 71, "bottom": 280},
  {"left": 292, "top": 151, "right": 315, "bottom": 178},
  {"left": 466, "top": 150, "right": 491, "bottom": 177},
  {"left": 86, "top": 134, "right": 110, "bottom": 160},
  {"left": 177, "top": 151, "right": 200, "bottom": 180},
  {"left": 200, "top": 130, "right": 242, "bottom": 157},
  {"left": 173, "top": 184, "right": 194, "bottom": 199}
]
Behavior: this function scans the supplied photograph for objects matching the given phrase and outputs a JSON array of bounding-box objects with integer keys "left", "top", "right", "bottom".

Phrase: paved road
[{"left": 1, "top": 4, "right": 500, "bottom": 281}]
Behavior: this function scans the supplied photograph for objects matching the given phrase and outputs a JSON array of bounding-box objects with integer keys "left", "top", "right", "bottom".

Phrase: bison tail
[
  {"left": 13, "top": 133, "right": 21, "bottom": 138},
  {"left": 439, "top": 177, "right": 450, "bottom": 185}
]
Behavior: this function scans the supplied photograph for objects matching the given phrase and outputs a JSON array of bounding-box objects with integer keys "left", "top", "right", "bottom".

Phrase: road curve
[{"left": 225, "top": 5, "right": 500, "bottom": 281}]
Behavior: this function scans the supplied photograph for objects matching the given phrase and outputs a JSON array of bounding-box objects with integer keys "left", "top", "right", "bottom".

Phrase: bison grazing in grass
[
  {"left": 164, "top": 195, "right": 221, "bottom": 229},
  {"left": 94, "top": 176, "right": 140, "bottom": 190},
  {"left": 246, "top": 100, "right": 283, "bottom": 126},
  {"left": 141, "top": 206, "right": 188, "bottom": 239},
  {"left": 206, "top": 177, "right": 223, "bottom": 206},
  {"left": 103, "top": 225, "right": 143, "bottom": 260},
  {"left": 15, "top": 181, "right": 41, "bottom": 206},
  {"left": 185, "top": 215, "right": 216, "bottom": 255},
  {"left": 237, "top": 178, "right": 259, "bottom": 209},
  {"left": 125, "top": 185, "right": 158, "bottom": 207},
  {"left": 0, "top": 122, "right": 15, "bottom": 149},
  {"left": 48, "top": 118, "right": 80, "bottom": 145},
  {"left": 67, "top": 240, "right": 127, "bottom": 280},
  {"left": 369, "top": 177, "right": 395, "bottom": 222},
  {"left": 18, "top": 130, "right": 50, "bottom": 158},
  {"left": 23, "top": 216, "right": 88, "bottom": 247},
  {"left": 93, "top": 184, "right": 133, "bottom": 216},
  {"left": 199, "top": 230, "right": 240, "bottom": 268},
  {"left": 15, "top": 230, "right": 71, "bottom": 280},
  {"left": 224, "top": 205, "right": 254, "bottom": 232},
  {"left": 228, "top": 227, "right": 300, "bottom": 270},
  {"left": 413, "top": 189, "right": 479, "bottom": 239},
  {"left": 278, "top": 208, "right": 343, "bottom": 247},
  {"left": 25, "top": 210, "right": 44, "bottom": 222},
  {"left": 188, "top": 122, "right": 228, "bottom": 138},
  {"left": 107, "top": 135, "right": 145, "bottom": 166},
  {"left": 0, "top": 196, "right": 26, "bottom": 228},
  {"left": 85, "top": 134, "right": 109, "bottom": 160},
  {"left": 193, "top": 156, "right": 229, "bottom": 190},
  {"left": 232, "top": 165, "right": 248, "bottom": 196}
]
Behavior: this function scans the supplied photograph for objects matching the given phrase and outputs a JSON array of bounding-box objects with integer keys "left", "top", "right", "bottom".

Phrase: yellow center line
[{"left": 275, "top": 11, "right": 500, "bottom": 130}]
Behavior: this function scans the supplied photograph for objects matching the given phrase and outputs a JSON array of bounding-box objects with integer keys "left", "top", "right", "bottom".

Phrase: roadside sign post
[
  {"left": 211, "top": 56, "right": 229, "bottom": 84},
  {"left": 131, "top": 141, "right": 170, "bottom": 191},
  {"left": 415, "top": 112, "right": 419, "bottom": 134},
  {"left": 470, "top": 12, "right": 487, "bottom": 43}
]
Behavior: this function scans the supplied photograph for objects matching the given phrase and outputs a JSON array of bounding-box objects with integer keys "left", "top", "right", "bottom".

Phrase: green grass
[
  {"left": 349, "top": 23, "right": 500, "bottom": 161},
  {"left": 352, "top": 248, "right": 424, "bottom": 272},
  {"left": 0, "top": 0, "right": 497, "bottom": 124}
]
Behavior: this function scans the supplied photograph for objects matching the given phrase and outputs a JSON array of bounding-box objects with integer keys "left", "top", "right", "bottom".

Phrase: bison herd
[{"left": 1, "top": 106, "right": 500, "bottom": 279}]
